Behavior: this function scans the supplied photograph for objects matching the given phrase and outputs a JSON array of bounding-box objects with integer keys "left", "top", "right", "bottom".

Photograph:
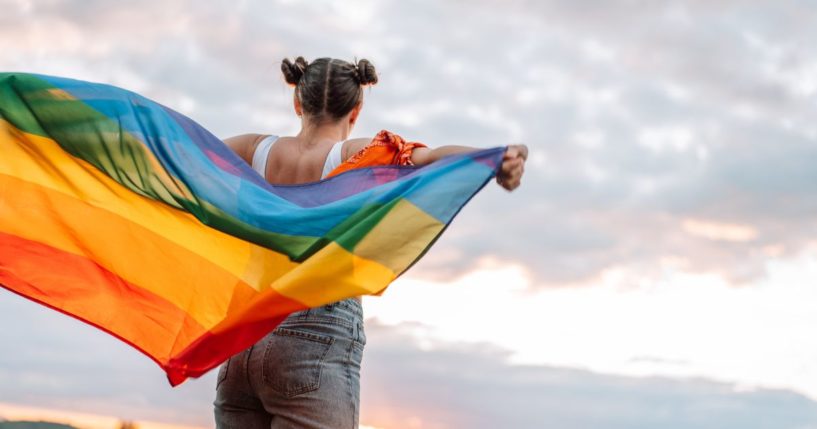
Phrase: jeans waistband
[
  {"left": 325, "top": 297, "right": 363, "bottom": 319},
  {"left": 287, "top": 297, "right": 363, "bottom": 323}
]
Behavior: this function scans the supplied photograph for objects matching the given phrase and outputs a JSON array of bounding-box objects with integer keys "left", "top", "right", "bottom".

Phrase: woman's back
[
  {"left": 266, "top": 137, "right": 334, "bottom": 183},
  {"left": 226, "top": 133, "right": 373, "bottom": 184}
]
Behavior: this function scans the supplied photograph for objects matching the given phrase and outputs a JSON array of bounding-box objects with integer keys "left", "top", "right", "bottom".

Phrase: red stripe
[
  {"left": 165, "top": 286, "right": 310, "bottom": 385},
  {"left": 0, "top": 231, "right": 207, "bottom": 366},
  {"left": 0, "top": 231, "right": 314, "bottom": 386}
]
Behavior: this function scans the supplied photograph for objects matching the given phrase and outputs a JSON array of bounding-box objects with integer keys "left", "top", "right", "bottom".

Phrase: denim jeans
[{"left": 214, "top": 298, "right": 366, "bottom": 429}]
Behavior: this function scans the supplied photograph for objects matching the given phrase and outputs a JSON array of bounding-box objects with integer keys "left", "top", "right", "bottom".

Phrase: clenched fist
[{"left": 497, "top": 144, "right": 528, "bottom": 191}]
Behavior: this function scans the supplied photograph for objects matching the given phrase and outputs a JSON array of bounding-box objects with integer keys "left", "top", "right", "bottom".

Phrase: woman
[{"left": 214, "top": 56, "right": 527, "bottom": 429}]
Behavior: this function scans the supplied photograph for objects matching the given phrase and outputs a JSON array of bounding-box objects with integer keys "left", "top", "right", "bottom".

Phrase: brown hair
[{"left": 281, "top": 56, "right": 378, "bottom": 124}]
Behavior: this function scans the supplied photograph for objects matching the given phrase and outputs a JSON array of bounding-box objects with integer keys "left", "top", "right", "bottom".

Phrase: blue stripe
[{"left": 37, "top": 74, "right": 503, "bottom": 234}]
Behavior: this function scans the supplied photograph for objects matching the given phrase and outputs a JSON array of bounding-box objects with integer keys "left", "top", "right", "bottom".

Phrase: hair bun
[
  {"left": 356, "top": 59, "right": 378, "bottom": 86},
  {"left": 281, "top": 57, "right": 308, "bottom": 86}
]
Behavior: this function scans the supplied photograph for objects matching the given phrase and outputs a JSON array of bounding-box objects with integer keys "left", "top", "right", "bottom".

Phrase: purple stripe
[{"left": 161, "top": 105, "right": 270, "bottom": 188}]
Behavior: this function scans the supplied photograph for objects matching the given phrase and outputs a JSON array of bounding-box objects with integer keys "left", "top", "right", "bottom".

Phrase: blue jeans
[{"left": 214, "top": 298, "right": 366, "bottom": 429}]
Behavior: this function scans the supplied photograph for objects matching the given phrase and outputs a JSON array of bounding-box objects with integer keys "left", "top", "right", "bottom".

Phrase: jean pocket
[{"left": 262, "top": 327, "right": 334, "bottom": 398}]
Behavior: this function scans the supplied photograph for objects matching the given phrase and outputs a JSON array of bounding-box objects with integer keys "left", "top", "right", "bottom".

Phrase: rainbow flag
[{"left": 0, "top": 73, "right": 504, "bottom": 385}]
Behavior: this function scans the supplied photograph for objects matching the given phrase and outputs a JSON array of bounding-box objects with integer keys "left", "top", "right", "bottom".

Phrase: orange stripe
[
  {"left": 161, "top": 242, "right": 398, "bottom": 383},
  {"left": 0, "top": 118, "right": 298, "bottom": 290},
  {"left": 0, "top": 231, "right": 206, "bottom": 364},
  {"left": 0, "top": 119, "right": 400, "bottom": 307},
  {"left": 0, "top": 173, "right": 263, "bottom": 330},
  {"left": 166, "top": 289, "right": 309, "bottom": 385}
]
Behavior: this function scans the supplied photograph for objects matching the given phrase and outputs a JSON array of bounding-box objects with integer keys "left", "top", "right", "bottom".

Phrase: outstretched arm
[
  {"left": 412, "top": 144, "right": 528, "bottom": 192},
  {"left": 409, "top": 145, "right": 479, "bottom": 165},
  {"left": 342, "top": 137, "right": 528, "bottom": 191}
]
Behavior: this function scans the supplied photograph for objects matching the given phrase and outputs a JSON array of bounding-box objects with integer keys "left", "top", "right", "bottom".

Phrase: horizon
[{"left": 2, "top": 0, "right": 817, "bottom": 428}]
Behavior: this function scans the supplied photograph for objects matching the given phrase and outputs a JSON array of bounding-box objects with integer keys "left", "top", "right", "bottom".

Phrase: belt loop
[{"left": 356, "top": 320, "right": 365, "bottom": 344}]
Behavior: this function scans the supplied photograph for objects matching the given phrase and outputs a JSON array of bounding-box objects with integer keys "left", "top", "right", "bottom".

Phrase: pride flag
[{"left": 0, "top": 73, "right": 504, "bottom": 385}]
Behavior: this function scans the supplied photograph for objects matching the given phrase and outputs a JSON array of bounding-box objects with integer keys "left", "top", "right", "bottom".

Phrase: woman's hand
[{"left": 497, "top": 144, "right": 528, "bottom": 191}]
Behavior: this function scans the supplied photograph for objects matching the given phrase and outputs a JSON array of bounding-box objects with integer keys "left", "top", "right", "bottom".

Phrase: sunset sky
[{"left": 2, "top": 0, "right": 817, "bottom": 428}]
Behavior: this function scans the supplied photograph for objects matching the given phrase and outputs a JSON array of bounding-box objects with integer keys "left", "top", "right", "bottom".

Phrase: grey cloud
[
  {"left": 362, "top": 320, "right": 817, "bottom": 429},
  {"left": 1, "top": 0, "right": 816, "bottom": 286},
  {"left": 5, "top": 294, "right": 817, "bottom": 429},
  {"left": 399, "top": 0, "right": 817, "bottom": 286},
  {"left": 0, "top": 293, "right": 216, "bottom": 426}
]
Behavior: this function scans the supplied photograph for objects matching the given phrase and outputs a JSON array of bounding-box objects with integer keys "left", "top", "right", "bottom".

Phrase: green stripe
[
  {"left": 0, "top": 74, "right": 49, "bottom": 136},
  {"left": 204, "top": 203, "right": 317, "bottom": 258},
  {"left": 0, "top": 73, "right": 191, "bottom": 209},
  {"left": 0, "top": 74, "right": 414, "bottom": 261},
  {"left": 330, "top": 199, "right": 401, "bottom": 252},
  {"left": 0, "top": 73, "right": 319, "bottom": 258}
]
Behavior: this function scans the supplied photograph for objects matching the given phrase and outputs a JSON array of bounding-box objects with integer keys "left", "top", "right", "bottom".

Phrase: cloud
[
  {"left": 0, "top": 292, "right": 216, "bottom": 427},
  {"left": 1, "top": 0, "right": 815, "bottom": 290},
  {"left": 381, "top": 0, "right": 817, "bottom": 287},
  {"left": 5, "top": 289, "right": 817, "bottom": 429},
  {"left": 361, "top": 319, "right": 817, "bottom": 429},
  {"left": 3, "top": 2, "right": 817, "bottom": 427}
]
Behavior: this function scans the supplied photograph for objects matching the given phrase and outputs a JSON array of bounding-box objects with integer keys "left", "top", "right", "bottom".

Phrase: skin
[{"left": 224, "top": 92, "right": 528, "bottom": 189}]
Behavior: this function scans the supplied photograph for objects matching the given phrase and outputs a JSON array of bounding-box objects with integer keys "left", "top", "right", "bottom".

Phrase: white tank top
[{"left": 251, "top": 135, "right": 344, "bottom": 180}]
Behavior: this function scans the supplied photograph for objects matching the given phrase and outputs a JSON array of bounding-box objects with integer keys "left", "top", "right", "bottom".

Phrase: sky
[{"left": 1, "top": 0, "right": 817, "bottom": 428}]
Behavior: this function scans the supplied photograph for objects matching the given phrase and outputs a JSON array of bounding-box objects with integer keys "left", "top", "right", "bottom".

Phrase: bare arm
[
  {"left": 409, "top": 145, "right": 477, "bottom": 165},
  {"left": 343, "top": 139, "right": 488, "bottom": 165},
  {"left": 341, "top": 138, "right": 375, "bottom": 161},
  {"left": 343, "top": 137, "right": 528, "bottom": 192},
  {"left": 413, "top": 144, "right": 529, "bottom": 192},
  {"left": 223, "top": 133, "right": 268, "bottom": 164}
]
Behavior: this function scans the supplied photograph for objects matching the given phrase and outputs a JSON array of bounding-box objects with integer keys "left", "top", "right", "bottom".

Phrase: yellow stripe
[
  {"left": 32, "top": 87, "right": 198, "bottom": 207},
  {"left": 0, "top": 119, "right": 402, "bottom": 315},
  {"left": 0, "top": 119, "right": 298, "bottom": 289},
  {"left": 270, "top": 242, "right": 397, "bottom": 307},
  {"left": 354, "top": 199, "right": 444, "bottom": 274},
  {"left": 0, "top": 173, "right": 235, "bottom": 329}
]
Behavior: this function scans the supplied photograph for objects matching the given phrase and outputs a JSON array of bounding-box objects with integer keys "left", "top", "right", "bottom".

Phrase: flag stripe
[
  {"left": 6, "top": 74, "right": 491, "bottom": 239},
  {"left": 0, "top": 72, "right": 506, "bottom": 385},
  {"left": 0, "top": 173, "right": 253, "bottom": 328},
  {"left": 0, "top": 169, "right": 400, "bottom": 324},
  {"left": 0, "top": 118, "right": 300, "bottom": 290},
  {"left": 352, "top": 199, "right": 445, "bottom": 274},
  {"left": 0, "top": 231, "right": 207, "bottom": 363}
]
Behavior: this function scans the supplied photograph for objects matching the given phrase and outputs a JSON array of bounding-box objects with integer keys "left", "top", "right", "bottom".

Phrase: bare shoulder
[
  {"left": 223, "top": 133, "right": 269, "bottom": 163},
  {"left": 341, "top": 137, "right": 375, "bottom": 161}
]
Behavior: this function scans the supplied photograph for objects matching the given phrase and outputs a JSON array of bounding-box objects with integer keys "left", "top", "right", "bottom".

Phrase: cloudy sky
[{"left": 2, "top": 0, "right": 817, "bottom": 428}]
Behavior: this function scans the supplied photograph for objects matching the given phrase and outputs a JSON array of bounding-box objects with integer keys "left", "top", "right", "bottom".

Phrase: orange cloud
[
  {"left": 0, "top": 402, "right": 205, "bottom": 429},
  {"left": 682, "top": 218, "right": 758, "bottom": 242}
]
